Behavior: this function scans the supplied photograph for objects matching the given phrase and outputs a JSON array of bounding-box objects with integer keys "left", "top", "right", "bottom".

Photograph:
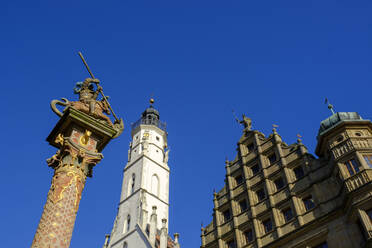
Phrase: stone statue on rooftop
[{"left": 233, "top": 110, "right": 252, "bottom": 131}]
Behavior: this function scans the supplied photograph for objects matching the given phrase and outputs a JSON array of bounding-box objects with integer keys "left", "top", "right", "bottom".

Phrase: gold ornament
[{"left": 79, "top": 130, "right": 91, "bottom": 146}]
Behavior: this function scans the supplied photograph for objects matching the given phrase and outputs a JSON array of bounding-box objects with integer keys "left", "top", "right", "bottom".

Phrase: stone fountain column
[{"left": 31, "top": 102, "right": 122, "bottom": 248}]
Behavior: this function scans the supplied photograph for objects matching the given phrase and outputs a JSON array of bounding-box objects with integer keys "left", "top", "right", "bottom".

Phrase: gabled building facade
[
  {"left": 201, "top": 112, "right": 372, "bottom": 248},
  {"left": 104, "top": 102, "right": 180, "bottom": 248}
]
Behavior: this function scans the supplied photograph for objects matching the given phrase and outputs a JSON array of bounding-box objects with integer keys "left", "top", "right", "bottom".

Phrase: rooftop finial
[
  {"left": 325, "top": 98, "right": 335, "bottom": 115},
  {"left": 297, "top": 134, "right": 302, "bottom": 144},
  {"left": 272, "top": 124, "right": 279, "bottom": 133},
  {"left": 149, "top": 92, "right": 155, "bottom": 107}
]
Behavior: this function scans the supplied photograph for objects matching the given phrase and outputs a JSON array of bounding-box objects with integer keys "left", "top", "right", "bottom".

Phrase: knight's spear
[{"left": 78, "top": 51, "right": 120, "bottom": 123}]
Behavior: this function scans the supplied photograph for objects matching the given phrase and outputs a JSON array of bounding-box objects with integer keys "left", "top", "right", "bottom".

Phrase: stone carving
[
  {"left": 352, "top": 138, "right": 371, "bottom": 149},
  {"left": 331, "top": 140, "right": 354, "bottom": 159},
  {"left": 240, "top": 114, "right": 252, "bottom": 130},
  {"left": 345, "top": 170, "right": 371, "bottom": 193},
  {"left": 47, "top": 134, "right": 103, "bottom": 177},
  {"left": 50, "top": 78, "right": 124, "bottom": 137},
  {"left": 47, "top": 150, "right": 61, "bottom": 168},
  {"left": 164, "top": 149, "right": 170, "bottom": 163},
  {"left": 142, "top": 140, "right": 149, "bottom": 153},
  {"left": 233, "top": 110, "right": 252, "bottom": 130}
]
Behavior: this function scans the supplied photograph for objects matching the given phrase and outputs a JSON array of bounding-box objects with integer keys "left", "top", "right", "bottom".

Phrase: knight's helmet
[{"left": 74, "top": 78, "right": 99, "bottom": 102}]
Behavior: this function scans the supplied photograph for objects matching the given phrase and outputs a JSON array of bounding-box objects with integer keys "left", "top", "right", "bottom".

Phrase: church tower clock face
[{"left": 107, "top": 101, "right": 173, "bottom": 248}]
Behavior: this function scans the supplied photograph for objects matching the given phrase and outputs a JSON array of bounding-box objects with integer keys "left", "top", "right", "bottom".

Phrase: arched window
[
  {"left": 151, "top": 174, "right": 159, "bottom": 196},
  {"left": 131, "top": 174, "right": 135, "bottom": 194},
  {"left": 123, "top": 242, "right": 128, "bottom": 248},
  {"left": 126, "top": 215, "right": 131, "bottom": 232},
  {"left": 123, "top": 214, "right": 131, "bottom": 233},
  {"left": 128, "top": 173, "right": 136, "bottom": 196}
]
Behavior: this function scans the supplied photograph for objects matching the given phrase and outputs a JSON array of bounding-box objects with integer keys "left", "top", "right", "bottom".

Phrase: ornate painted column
[{"left": 31, "top": 77, "right": 123, "bottom": 248}]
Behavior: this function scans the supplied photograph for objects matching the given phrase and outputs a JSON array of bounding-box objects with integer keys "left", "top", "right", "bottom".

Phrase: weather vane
[{"left": 325, "top": 98, "right": 335, "bottom": 115}]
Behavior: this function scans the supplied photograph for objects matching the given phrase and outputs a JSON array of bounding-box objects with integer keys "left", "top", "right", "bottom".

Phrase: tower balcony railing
[
  {"left": 131, "top": 118, "right": 167, "bottom": 132},
  {"left": 344, "top": 169, "right": 372, "bottom": 193}
]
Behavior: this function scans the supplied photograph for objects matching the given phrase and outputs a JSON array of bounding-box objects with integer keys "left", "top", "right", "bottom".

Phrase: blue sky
[{"left": 1, "top": 1, "right": 371, "bottom": 247}]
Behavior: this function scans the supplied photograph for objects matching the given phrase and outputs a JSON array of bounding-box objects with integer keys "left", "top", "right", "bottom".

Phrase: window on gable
[
  {"left": 367, "top": 209, "right": 372, "bottom": 222},
  {"left": 226, "top": 240, "right": 236, "bottom": 248},
  {"left": 244, "top": 229, "right": 253, "bottom": 243},
  {"left": 223, "top": 209, "right": 231, "bottom": 222},
  {"left": 282, "top": 207, "right": 293, "bottom": 222},
  {"left": 313, "top": 242, "right": 328, "bottom": 248},
  {"left": 345, "top": 158, "right": 360, "bottom": 176},
  {"left": 247, "top": 143, "right": 255, "bottom": 152},
  {"left": 268, "top": 153, "right": 277, "bottom": 164},
  {"left": 256, "top": 188, "right": 266, "bottom": 202},
  {"left": 363, "top": 155, "right": 372, "bottom": 168},
  {"left": 151, "top": 174, "right": 159, "bottom": 196},
  {"left": 235, "top": 175, "right": 243, "bottom": 185},
  {"left": 262, "top": 218, "right": 272, "bottom": 233},
  {"left": 239, "top": 199, "right": 248, "bottom": 212},
  {"left": 251, "top": 164, "right": 260, "bottom": 175},
  {"left": 293, "top": 166, "right": 304, "bottom": 179},
  {"left": 303, "top": 195, "right": 315, "bottom": 211},
  {"left": 274, "top": 177, "right": 285, "bottom": 191}
]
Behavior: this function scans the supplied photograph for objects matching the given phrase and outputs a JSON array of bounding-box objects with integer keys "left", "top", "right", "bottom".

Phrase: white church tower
[{"left": 105, "top": 100, "right": 180, "bottom": 248}]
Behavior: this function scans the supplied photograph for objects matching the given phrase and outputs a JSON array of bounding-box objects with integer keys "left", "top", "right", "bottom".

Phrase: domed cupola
[
  {"left": 141, "top": 99, "right": 160, "bottom": 123},
  {"left": 317, "top": 112, "right": 363, "bottom": 138},
  {"left": 315, "top": 100, "right": 371, "bottom": 157},
  {"left": 317, "top": 100, "right": 364, "bottom": 139},
  {"left": 131, "top": 99, "right": 166, "bottom": 132}
]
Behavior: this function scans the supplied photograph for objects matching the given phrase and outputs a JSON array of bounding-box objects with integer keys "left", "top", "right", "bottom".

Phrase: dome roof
[
  {"left": 142, "top": 106, "right": 160, "bottom": 119},
  {"left": 131, "top": 103, "right": 166, "bottom": 132},
  {"left": 317, "top": 112, "right": 363, "bottom": 138}
]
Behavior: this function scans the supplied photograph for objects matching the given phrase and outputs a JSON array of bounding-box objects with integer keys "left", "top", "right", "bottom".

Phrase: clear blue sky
[{"left": 1, "top": 1, "right": 371, "bottom": 247}]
